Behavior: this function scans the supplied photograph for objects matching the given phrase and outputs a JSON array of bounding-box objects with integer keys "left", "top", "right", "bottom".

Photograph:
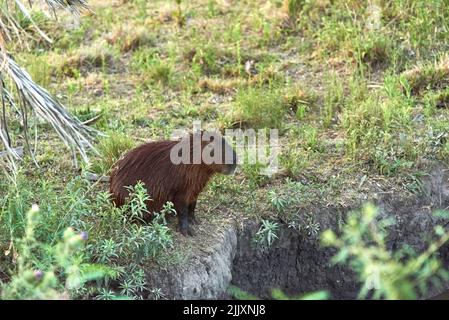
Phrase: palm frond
[
  {"left": 2, "top": 54, "right": 99, "bottom": 162},
  {"left": 0, "top": 1, "right": 89, "bottom": 44},
  {"left": 0, "top": 0, "right": 98, "bottom": 167},
  {"left": 45, "top": 0, "right": 90, "bottom": 14}
]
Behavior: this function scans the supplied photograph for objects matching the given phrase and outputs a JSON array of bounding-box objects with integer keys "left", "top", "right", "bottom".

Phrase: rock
[{"left": 145, "top": 226, "right": 237, "bottom": 299}]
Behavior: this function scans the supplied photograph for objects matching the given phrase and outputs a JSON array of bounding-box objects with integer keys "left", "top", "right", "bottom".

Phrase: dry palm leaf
[{"left": 0, "top": 0, "right": 98, "bottom": 168}]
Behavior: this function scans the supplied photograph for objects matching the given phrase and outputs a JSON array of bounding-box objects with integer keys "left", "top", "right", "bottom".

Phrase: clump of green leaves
[
  {"left": 0, "top": 172, "right": 175, "bottom": 300},
  {"left": 254, "top": 219, "right": 279, "bottom": 248},
  {"left": 132, "top": 49, "right": 173, "bottom": 86},
  {"left": 89, "top": 182, "right": 175, "bottom": 299},
  {"left": 1, "top": 205, "right": 107, "bottom": 300},
  {"left": 321, "top": 203, "right": 449, "bottom": 299},
  {"left": 58, "top": 43, "right": 118, "bottom": 77}
]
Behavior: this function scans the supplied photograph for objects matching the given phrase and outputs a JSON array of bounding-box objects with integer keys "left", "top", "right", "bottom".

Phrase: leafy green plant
[
  {"left": 271, "top": 288, "right": 329, "bottom": 300},
  {"left": 240, "top": 161, "right": 270, "bottom": 188},
  {"left": 321, "top": 203, "right": 449, "bottom": 299},
  {"left": 88, "top": 182, "right": 175, "bottom": 299},
  {"left": 1, "top": 205, "right": 107, "bottom": 299},
  {"left": 125, "top": 182, "right": 151, "bottom": 223},
  {"left": 254, "top": 219, "right": 279, "bottom": 248},
  {"left": 268, "top": 190, "right": 289, "bottom": 213},
  {"left": 96, "top": 288, "right": 117, "bottom": 300},
  {"left": 283, "top": 0, "right": 304, "bottom": 23}
]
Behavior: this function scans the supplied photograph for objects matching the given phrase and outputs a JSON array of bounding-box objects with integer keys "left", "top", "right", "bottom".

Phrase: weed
[
  {"left": 254, "top": 219, "right": 279, "bottom": 248},
  {"left": 1, "top": 205, "right": 107, "bottom": 299},
  {"left": 268, "top": 190, "right": 289, "bottom": 213},
  {"left": 323, "top": 73, "right": 344, "bottom": 128}
]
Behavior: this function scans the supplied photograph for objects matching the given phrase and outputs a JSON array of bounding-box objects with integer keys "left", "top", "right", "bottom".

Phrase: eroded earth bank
[{"left": 144, "top": 166, "right": 449, "bottom": 299}]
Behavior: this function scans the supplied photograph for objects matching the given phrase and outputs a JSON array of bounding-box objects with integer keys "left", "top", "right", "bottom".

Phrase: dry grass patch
[
  {"left": 198, "top": 77, "right": 243, "bottom": 94},
  {"left": 105, "top": 25, "right": 155, "bottom": 53},
  {"left": 402, "top": 55, "right": 449, "bottom": 95},
  {"left": 57, "top": 42, "right": 118, "bottom": 77}
]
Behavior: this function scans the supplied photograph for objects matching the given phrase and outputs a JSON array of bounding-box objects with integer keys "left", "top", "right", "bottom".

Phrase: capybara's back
[{"left": 109, "top": 140, "right": 177, "bottom": 215}]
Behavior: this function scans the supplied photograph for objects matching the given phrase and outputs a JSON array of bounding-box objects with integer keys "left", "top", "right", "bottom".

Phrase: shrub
[
  {"left": 1, "top": 205, "right": 107, "bottom": 300},
  {"left": 321, "top": 203, "right": 449, "bottom": 299}
]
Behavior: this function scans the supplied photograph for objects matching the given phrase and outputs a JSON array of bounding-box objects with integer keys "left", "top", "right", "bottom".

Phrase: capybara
[{"left": 109, "top": 131, "right": 237, "bottom": 236}]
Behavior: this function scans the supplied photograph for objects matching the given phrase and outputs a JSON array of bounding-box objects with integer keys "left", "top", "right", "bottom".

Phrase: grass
[
  {"left": 0, "top": 173, "right": 175, "bottom": 299},
  {"left": 89, "top": 132, "right": 135, "bottom": 175},
  {"left": 105, "top": 25, "right": 155, "bottom": 53},
  {"left": 2, "top": 0, "right": 449, "bottom": 299},
  {"left": 231, "top": 86, "right": 287, "bottom": 129},
  {"left": 402, "top": 55, "right": 449, "bottom": 95},
  {"left": 55, "top": 43, "right": 119, "bottom": 78}
]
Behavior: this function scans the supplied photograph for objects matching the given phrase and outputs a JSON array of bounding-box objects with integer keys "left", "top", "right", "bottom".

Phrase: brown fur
[{"left": 109, "top": 132, "right": 237, "bottom": 235}]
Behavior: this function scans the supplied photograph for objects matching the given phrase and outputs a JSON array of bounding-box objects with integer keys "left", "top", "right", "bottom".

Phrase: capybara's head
[
  {"left": 215, "top": 133, "right": 238, "bottom": 175},
  {"left": 170, "top": 131, "right": 237, "bottom": 174},
  {"left": 195, "top": 130, "right": 237, "bottom": 175}
]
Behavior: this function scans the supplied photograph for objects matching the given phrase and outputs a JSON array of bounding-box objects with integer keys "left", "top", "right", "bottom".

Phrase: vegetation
[
  {"left": 0, "top": 0, "right": 97, "bottom": 166},
  {"left": 322, "top": 204, "right": 449, "bottom": 300},
  {"left": 253, "top": 219, "right": 279, "bottom": 248},
  {"left": 0, "top": 173, "right": 176, "bottom": 299},
  {"left": 1, "top": 205, "right": 100, "bottom": 299},
  {"left": 1, "top": 0, "right": 449, "bottom": 299},
  {"left": 231, "top": 203, "right": 449, "bottom": 300}
]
